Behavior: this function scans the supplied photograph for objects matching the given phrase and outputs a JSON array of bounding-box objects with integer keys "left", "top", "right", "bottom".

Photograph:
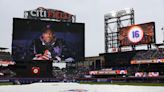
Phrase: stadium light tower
[
  {"left": 104, "top": 8, "right": 135, "bottom": 53},
  {"left": 162, "top": 27, "right": 164, "bottom": 44}
]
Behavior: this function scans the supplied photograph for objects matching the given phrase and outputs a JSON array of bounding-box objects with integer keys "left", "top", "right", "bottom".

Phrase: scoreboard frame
[{"left": 118, "top": 22, "right": 156, "bottom": 47}]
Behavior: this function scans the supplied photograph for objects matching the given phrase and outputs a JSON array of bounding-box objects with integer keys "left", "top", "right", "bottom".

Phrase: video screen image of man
[
  {"left": 12, "top": 18, "right": 84, "bottom": 62},
  {"left": 31, "top": 27, "right": 62, "bottom": 61}
]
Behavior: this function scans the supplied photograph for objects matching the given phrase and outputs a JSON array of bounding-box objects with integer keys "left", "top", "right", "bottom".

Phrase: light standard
[{"left": 162, "top": 27, "right": 164, "bottom": 44}]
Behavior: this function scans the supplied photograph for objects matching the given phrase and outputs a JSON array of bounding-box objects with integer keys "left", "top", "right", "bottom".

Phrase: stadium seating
[
  {"left": 52, "top": 66, "right": 90, "bottom": 81},
  {"left": 0, "top": 52, "right": 13, "bottom": 61},
  {"left": 132, "top": 49, "right": 164, "bottom": 60}
]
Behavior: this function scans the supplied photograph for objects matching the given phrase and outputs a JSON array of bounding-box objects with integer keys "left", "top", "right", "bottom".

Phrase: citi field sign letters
[{"left": 24, "top": 7, "right": 76, "bottom": 22}]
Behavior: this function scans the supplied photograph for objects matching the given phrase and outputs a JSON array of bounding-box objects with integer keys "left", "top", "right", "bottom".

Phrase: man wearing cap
[{"left": 31, "top": 27, "right": 62, "bottom": 61}]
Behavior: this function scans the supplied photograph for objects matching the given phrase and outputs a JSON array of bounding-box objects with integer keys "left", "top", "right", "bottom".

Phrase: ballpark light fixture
[{"left": 105, "top": 8, "right": 133, "bottom": 19}]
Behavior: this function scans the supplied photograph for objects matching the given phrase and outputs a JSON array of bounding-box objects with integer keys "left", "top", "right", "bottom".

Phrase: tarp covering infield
[{"left": 0, "top": 83, "right": 164, "bottom": 92}]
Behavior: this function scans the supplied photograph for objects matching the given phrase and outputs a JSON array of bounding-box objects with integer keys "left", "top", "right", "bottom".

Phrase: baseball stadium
[{"left": 0, "top": 0, "right": 164, "bottom": 92}]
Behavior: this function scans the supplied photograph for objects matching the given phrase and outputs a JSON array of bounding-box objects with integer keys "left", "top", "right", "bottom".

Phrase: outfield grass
[
  {"left": 80, "top": 82, "right": 164, "bottom": 86},
  {"left": 0, "top": 82, "right": 13, "bottom": 86},
  {"left": 0, "top": 82, "right": 164, "bottom": 86}
]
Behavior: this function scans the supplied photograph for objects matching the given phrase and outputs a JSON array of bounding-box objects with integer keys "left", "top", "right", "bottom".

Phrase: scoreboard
[{"left": 119, "top": 22, "right": 155, "bottom": 46}]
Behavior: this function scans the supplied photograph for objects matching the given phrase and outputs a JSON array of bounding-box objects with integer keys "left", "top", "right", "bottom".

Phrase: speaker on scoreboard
[
  {"left": 29, "top": 60, "right": 53, "bottom": 77},
  {"left": 11, "top": 60, "right": 53, "bottom": 78}
]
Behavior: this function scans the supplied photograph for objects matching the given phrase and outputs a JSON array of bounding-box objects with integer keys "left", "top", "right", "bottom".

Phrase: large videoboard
[
  {"left": 12, "top": 18, "right": 85, "bottom": 62},
  {"left": 119, "top": 22, "right": 155, "bottom": 46}
]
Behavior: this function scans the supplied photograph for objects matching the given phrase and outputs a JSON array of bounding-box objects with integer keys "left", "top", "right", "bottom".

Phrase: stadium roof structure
[
  {"left": 154, "top": 43, "right": 164, "bottom": 49},
  {"left": 0, "top": 47, "right": 8, "bottom": 51},
  {"left": 104, "top": 8, "right": 133, "bottom": 19},
  {"left": 155, "top": 43, "right": 164, "bottom": 47}
]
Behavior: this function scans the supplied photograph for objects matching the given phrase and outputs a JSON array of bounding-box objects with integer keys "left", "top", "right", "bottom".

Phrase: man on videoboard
[{"left": 30, "top": 26, "right": 63, "bottom": 61}]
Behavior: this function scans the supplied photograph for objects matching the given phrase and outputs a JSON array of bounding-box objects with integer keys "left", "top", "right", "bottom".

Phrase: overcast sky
[{"left": 0, "top": 0, "right": 164, "bottom": 57}]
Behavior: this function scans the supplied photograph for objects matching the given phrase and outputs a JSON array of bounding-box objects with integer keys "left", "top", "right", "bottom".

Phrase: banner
[
  {"left": 89, "top": 70, "right": 127, "bottom": 75},
  {"left": 135, "top": 72, "right": 159, "bottom": 77},
  {"left": 131, "top": 59, "right": 164, "bottom": 64}
]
